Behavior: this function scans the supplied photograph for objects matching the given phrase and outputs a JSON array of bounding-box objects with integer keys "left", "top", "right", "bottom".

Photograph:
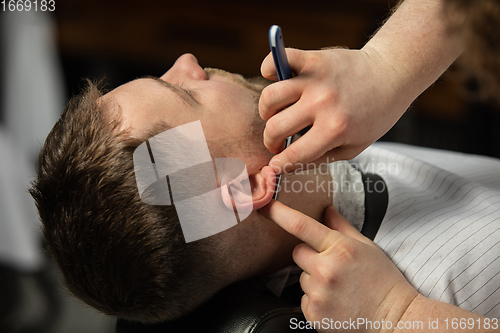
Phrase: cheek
[
  {"left": 224, "top": 93, "right": 257, "bottom": 127},
  {"left": 200, "top": 115, "right": 249, "bottom": 159},
  {"left": 201, "top": 121, "right": 241, "bottom": 149},
  {"left": 207, "top": 93, "right": 255, "bottom": 132},
  {"left": 199, "top": 83, "right": 260, "bottom": 155}
]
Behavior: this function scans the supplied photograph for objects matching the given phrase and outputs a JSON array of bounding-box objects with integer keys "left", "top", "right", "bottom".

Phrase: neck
[{"left": 277, "top": 164, "right": 332, "bottom": 223}]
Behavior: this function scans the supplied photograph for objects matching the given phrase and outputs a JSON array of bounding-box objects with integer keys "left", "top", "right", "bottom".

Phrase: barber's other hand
[
  {"left": 260, "top": 201, "right": 419, "bottom": 332},
  {"left": 260, "top": 47, "right": 411, "bottom": 174}
]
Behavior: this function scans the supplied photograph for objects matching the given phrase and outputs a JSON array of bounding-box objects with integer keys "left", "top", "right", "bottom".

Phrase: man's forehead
[
  {"left": 99, "top": 79, "right": 182, "bottom": 140},
  {"left": 104, "top": 78, "right": 156, "bottom": 98},
  {"left": 98, "top": 79, "right": 145, "bottom": 110}
]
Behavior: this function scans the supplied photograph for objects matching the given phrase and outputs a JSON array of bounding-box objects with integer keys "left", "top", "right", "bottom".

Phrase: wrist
[
  {"left": 371, "top": 281, "right": 420, "bottom": 333},
  {"left": 362, "top": 0, "right": 465, "bottom": 115},
  {"left": 360, "top": 43, "right": 416, "bottom": 115},
  {"left": 392, "top": 293, "right": 499, "bottom": 333}
]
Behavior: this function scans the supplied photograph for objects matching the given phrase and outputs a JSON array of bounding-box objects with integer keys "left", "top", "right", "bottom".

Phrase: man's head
[
  {"left": 30, "top": 54, "right": 300, "bottom": 323},
  {"left": 108, "top": 54, "right": 273, "bottom": 170}
]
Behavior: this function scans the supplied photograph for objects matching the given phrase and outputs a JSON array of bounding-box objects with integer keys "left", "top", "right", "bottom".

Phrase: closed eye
[
  {"left": 140, "top": 75, "right": 200, "bottom": 105},
  {"left": 177, "top": 82, "right": 200, "bottom": 105},
  {"left": 179, "top": 83, "right": 193, "bottom": 97}
]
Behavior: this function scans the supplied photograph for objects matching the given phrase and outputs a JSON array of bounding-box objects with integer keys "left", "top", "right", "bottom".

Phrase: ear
[{"left": 221, "top": 166, "right": 276, "bottom": 212}]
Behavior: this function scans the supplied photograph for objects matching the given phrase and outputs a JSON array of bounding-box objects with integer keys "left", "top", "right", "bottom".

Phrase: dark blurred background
[{"left": 1, "top": 1, "right": 499, "bottom": 333}]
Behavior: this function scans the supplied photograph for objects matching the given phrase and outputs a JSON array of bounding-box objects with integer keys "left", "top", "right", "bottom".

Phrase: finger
[
  {"left": 260, "top": 51, "right": 278, "bottom": 81},
  {"left": 301, "top": 293, "right": 310, "bottom": 316},
  {"left": 299, "top": 271, "right": 311, "bottom": 295},
  {"left": 259, "top": 200, "right": 335, "bottom": 253},
  {"left": 305, "top": 145, "right": 364, "bottom": 166},
  {"left": 260, "top": 48, "right": 308, "bottom": 80},
  {"left": 293, "top": 243, "right": 320, "bottom": 274},
  {"left": 259, "top": 80, "right": 302, "bottom": 122},
  {"left": 324, "top": 205, "right": 372, "bottom": 245},
  {"left": 263, "top": 102, "right": 314, "bottom": 154},
  {"left": 269, "top": 124, "right": 343, "bottom": 175},
  {"left": 270, "top": 144, "right": 365, "bottom": 175},
  {"left": 272, "top": 144, "right": 368, "bottom": 176}
]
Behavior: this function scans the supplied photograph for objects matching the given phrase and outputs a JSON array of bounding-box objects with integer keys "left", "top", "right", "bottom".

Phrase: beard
[
  {"left": 204, "top": 67, "right": 272, "bottom": 119},
  {"left": 203, "top": 67, "right": 274, "bottom": 160}
]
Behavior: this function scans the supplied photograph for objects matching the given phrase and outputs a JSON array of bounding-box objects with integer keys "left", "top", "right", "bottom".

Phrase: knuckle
[
  {"left": 285, "top": 144, "right": 302, "bottom": 166},
  {"left": 315, "top": 89, "right": 337, "bottom": 108},
  {"left": 330, "top": 240, "right": 356, "bottom": 264},
  {"left": 319, "top": 114, "right": 351, "bottom": 150},
  {"left": 302, "top": 52, "right": 321, "bottom": 74},
  {"left": 307, "top": 292, "right": 326, "bottom": 313},
  {"left": 330, "top": 113, "right": 351, "bottom": 135},
  {"left": 317, "top": 264, "right": 337, "bottom": 285},
  {"left": 339, "top": 116, "right": 351, "bottom": 134},
  {"left": 288, "top": 214, "right": 308, "bottom": 238}
]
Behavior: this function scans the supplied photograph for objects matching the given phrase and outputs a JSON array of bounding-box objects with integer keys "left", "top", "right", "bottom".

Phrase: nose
[{"left": 161, "top": 53, "right": 208, "bottom": 82}]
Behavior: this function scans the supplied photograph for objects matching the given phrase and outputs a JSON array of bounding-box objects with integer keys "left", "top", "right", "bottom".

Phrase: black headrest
[{"left": 116, "top": 283, "right": 317, "bottom": 333}]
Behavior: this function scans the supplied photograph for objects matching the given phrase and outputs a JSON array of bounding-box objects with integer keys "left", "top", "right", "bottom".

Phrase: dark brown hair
[{"left": 29, "top": 81, "right": 221, "bottom": 323}]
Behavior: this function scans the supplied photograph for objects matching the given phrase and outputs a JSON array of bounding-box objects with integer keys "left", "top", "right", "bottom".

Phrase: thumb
[{"left": 324, "top": 205, "right": 370, "bottom": 245}]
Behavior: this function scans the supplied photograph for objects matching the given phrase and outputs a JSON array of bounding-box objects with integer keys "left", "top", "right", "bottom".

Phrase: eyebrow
[{"left": 141, "top": 75, "right": 197, "bottom": 106}]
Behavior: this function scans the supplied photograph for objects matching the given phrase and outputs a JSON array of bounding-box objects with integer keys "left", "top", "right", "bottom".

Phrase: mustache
[{"left": 203, "top": 68, "right": 273, "bottom": 94}]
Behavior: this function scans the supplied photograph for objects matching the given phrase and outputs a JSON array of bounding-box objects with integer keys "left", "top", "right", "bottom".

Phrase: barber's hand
[
  {"left": 260, "top": 201, "right": 419, "bottom": 332},
  {"left": 260, "top": 47, "right": 411, "bottom": 174}
]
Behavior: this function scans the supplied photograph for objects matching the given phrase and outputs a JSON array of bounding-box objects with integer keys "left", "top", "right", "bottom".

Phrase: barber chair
[
  {"left": 116, "top": 282, "right": 314, "bottom": 333},
  {"left": 116, "top": 173, "right": 387, "bottom": 333}
]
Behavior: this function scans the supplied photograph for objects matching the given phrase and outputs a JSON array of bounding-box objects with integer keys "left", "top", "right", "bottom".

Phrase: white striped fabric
[{"left": 353, "top": 142, "right": 500, "bottom": 319}]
